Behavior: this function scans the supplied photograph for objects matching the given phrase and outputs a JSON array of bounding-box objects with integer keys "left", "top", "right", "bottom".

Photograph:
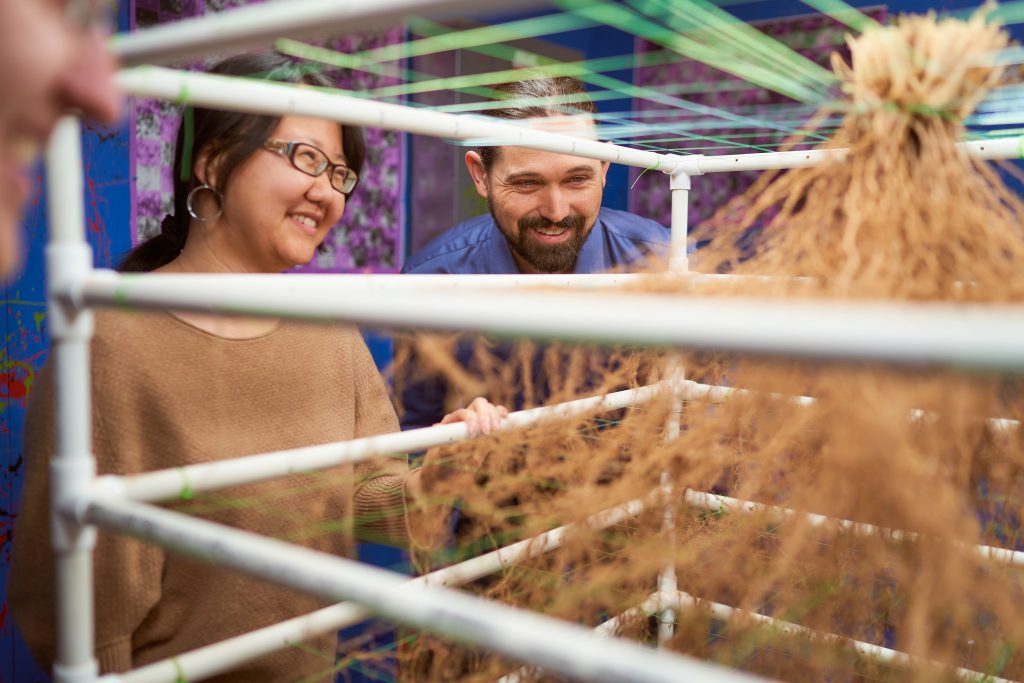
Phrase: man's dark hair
[{"left": 477, "top": 76, "right": 597, "bottom": 172}]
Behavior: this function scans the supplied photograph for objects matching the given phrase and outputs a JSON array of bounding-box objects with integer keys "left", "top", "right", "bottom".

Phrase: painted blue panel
[{"left": 3, "top": 76, "right": 134, "bottom": 683}]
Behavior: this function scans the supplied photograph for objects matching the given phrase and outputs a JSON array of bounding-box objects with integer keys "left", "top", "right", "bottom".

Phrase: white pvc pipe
[
  {"left": 67, "top": 270, "right": 1024, "bottom": 372},
  {"left": 111, "top": 0, "right": 545, "bottom": 66},
  {"left": 666, "top": 591, "right": 1014, "bottom": 683},
  {"left": 114, "top": 66, "right": 1024, "bottom": 174},
  {"left": 658, "top": 363, "right": 685, "bottom": 647},
  {"left": 280, "top": 273, "right": 645, "bottom": 290},
  {"left": 116, "top": 67, "right": 678, "bottom": 172},
  {"left": 84, "top": 497, "right": 768, "bottom": 683},
  {"left": 682, "top": 489, "right": 1024, "bottom": 567},
  {"left": 670, "top": 137, "right": 1020, "bottom": 174},
  {"left": 100, "top": 497, "right": 650, "bottom": 683},
  {"left": 103, "top": 383, "right": 665, "bottom": 504},
  {"left": 668, "top": 168, "right": 691, "bottom": 272},
  {"left": 46, "top": 117, "right": 100, "bottom": 683},
  {"left": 689, "top": 379, "right": 1019, "bottom": 431}
]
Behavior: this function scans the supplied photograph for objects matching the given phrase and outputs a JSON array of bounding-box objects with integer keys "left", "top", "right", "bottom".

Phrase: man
[
  {"left": 404, "top": 76, "right": 669, "bottom": 278},
  {"left": 400, "top": 76, "right": 670, "bottom": 430},
  {"left": 0, "top": 0, "right": 122, "bottom": 277}
]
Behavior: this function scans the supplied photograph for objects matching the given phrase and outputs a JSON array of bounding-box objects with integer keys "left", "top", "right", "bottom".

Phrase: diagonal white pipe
[
  {"left": 111, "top": 0, "right": 546, "bottom": 66},
  {"left": 102, "top": 383, "right": 666, "bottom": 504},
  {"left": 665, "top": 590, "right": 1017, "bottom": 683},
  {"left": 84, "top": 497, "right": 768, "bottom": 683},
  {"left": 100, "top": 498, "right": 651, "bottom": 683}
]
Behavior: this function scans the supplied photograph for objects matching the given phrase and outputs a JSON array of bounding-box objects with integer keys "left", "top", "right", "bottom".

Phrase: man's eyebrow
[
  {"left": 503, "top": 171, "right": 544, "bottom": 182},
  {"left": 563, "top": 166, "right": 596, "bottom": 175}
]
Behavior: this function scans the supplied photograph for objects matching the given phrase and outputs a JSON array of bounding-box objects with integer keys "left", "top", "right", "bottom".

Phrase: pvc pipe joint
[
  {"left": 50, "top": 458, "right": 98, "bottom": 552},
  {"left": 663, "top": 154, "right": 706, "bottom": 178},
  {"left": 53, "top": 659, "right": 100, "bottom": 683},
  {"left": 669, "top": 170, "right": 692, "bottom": 191},
  {"left": 46, "top": 243, "right": 94, "bottom": 341}
]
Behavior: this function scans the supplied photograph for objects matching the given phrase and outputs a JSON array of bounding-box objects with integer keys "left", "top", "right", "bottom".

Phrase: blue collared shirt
[
  {"left": 399, "top": 208, "right": 671, "bottom": 431},
  {"left": 403, "top": 207, "right": 671, "bottom": 275}
]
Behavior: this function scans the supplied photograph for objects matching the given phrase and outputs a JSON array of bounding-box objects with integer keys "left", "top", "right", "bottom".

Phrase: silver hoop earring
[{"left": 186, "top": 183, "right": 224, "bottom": 222}]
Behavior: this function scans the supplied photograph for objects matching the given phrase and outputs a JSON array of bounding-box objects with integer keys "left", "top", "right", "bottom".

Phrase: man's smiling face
[{"left": 466, "top": 115, "right": 609, "bottom": 274}]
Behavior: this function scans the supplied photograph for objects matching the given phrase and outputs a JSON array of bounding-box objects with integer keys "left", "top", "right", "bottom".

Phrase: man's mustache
[{"left": 518, "top": 214, "right": 586, "bottom": 233}]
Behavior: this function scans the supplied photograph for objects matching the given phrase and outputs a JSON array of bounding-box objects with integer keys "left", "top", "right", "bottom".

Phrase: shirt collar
[{"left": 573, "top": 209, "right": 608, "bottom": 274}]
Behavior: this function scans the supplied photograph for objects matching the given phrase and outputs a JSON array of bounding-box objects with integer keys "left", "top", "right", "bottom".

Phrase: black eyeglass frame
[{"left": 263, "top": 138, "right": 359, "bottom": 196}]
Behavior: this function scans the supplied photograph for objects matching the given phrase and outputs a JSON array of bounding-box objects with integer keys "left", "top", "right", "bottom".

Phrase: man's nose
[{"left": 536, "top": 186, "right": 571, "bottom": 223}]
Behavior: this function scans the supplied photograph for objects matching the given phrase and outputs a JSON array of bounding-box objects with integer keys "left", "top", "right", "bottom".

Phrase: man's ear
[
  {"left": 600, "top": 160, "right": 610, "bottom": 187},
  {"left": 465, "top": 151, "right": 490, "bottom": 199}
]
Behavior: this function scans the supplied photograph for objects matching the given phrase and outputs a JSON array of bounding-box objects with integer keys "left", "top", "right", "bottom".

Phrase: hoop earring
[{"left": 186, "top": 183, "right": 224, "bottom": 222}]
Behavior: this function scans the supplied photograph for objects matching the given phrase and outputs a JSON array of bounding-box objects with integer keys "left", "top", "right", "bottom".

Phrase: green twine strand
[{"left": 180, "top": 105, "right": 194, "bottom": 183}]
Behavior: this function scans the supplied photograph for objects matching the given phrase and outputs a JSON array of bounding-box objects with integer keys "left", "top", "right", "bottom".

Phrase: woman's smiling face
[{"left": 211, "top": 115, "right": 348, "bottom": 273}]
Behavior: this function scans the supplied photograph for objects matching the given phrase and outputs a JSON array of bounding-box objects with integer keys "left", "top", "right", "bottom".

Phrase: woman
[{"left": 10, "top": 53, "right": 504, "bottom": 681}]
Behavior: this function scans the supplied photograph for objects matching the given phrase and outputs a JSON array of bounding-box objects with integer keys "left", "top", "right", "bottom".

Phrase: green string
[
  {"left": 630, "top": 165, "right": 658, "bottom": 189},
  {"left": 179, "top": 105, "right": 194, "bottom": 183}
]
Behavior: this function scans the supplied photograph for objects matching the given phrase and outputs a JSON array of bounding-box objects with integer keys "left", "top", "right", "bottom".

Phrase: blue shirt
[
  {"left": 403, "top": 207, "right": 671, "bottom": 275},
  {"left": 399, "top": 208, "right": 671, "bottom": 431}
]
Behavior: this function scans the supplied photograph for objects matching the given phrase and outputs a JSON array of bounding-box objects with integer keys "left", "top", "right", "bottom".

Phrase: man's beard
[{"left": 492, "top": 205, "right": 590, "bottom": 273}]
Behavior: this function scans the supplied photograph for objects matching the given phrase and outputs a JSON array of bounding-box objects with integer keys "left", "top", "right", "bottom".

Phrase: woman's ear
[{"left": 193, "top": 144, "right": 221, "bottom": 188}]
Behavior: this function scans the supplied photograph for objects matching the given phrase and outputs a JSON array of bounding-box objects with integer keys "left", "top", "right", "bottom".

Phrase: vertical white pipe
[
  {"left": 656, "top": 372, "right": 682, "bottom": 647},
  {"left": 657, "top": 166, "right": 694, "bottom": 645},
  {"left": 46, "top": 117, "right": 99, "bottom": 683},
  {"left": 668, "top": 167, "right": 693, "bottom": 273}
]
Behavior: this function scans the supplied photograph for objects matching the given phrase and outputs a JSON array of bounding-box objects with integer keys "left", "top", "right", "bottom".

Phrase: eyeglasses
[{"left": 263, "top": 139, "right": 358, "bottom": 196}]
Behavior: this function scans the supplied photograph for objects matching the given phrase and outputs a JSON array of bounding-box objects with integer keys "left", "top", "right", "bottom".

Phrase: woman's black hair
[{"left": 118, "top": 52, "right": 366, "bottom": 273}]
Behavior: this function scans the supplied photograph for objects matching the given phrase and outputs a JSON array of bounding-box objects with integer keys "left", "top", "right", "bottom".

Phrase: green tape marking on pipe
[
  {"left": 175, "top": 80, "right": 191, "bottom": 105},
  {"left": 172, "top": 657, "right": 188, "bottom": 683},
  {"left": 113, "top": 277, "right": 133, "bottom": 308},
  {"left": 178, "top": 468, "right": 195, "bottom": 500}
]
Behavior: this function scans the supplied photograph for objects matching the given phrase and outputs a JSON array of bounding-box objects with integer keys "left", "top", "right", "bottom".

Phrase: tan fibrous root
[
  {"left": 692, "top": 8, "right": 1024, "bottom": 301},
  {"left": 395, "top": 11, "right": 1024, "bottom": 682}
]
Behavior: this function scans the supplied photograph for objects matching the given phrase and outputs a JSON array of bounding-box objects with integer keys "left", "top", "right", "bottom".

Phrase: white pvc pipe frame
[
  {"left": 88, "top": 377, "right": 1024, "bottom": 683},
  {"left": 48, "top": 3, "right": 1024, "bottom": 679}
]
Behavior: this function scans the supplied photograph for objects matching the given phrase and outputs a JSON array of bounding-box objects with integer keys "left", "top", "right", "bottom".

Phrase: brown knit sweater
[{"left": 10, "top": 311, "right": 410, "bottom": 681}]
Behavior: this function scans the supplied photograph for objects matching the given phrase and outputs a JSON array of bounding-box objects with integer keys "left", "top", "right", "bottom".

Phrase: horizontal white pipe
[
  {"left": 280, "top": 273, "right": 644, "bottom": 290},
  {"left": 116, "top": 67, "right": 678, "bottom": 172},
  {"left": 84, "top": 497, "right": 766, "bottom": 683},
  {"left": 671, "top": 137, "right": 1022, "bottom": 175},
  {"left": 103, "top": 383, "right": 664, "bottom": 504},
  {"left": 114, "top": 65, "right": 1024, "bottom": 173},
  {"left": 101, "top": 497, "right": 650, "bottom": 683},
  {"left": 687, "top": 379, "right": 1020, "bottom": 432},
  {"left": 111, "top": 0, "right": 544, "bottom": 66},
  {"left": 68, "top": 270, "right": 1024, "bottom": 372},
  {"left": 667, "top": 591, "right": 1015, "bottom": 683},
  {"left": 682, "top": 489, "right": 1024, "bottom": 567}
]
